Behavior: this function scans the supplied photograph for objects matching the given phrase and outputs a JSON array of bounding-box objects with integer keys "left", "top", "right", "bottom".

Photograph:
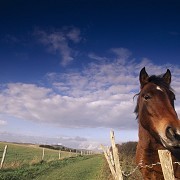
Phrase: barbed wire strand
[{"left": 122, "top": 161, "right": 180, "bottom": 177}]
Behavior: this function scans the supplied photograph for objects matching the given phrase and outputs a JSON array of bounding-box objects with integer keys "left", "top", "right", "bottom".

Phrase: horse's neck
[
  {"left": 137, "top": 124, "right": 180, "bottom": 179},
  {"left": 136, "top": 123, "right": 165, "bottom": 165}
]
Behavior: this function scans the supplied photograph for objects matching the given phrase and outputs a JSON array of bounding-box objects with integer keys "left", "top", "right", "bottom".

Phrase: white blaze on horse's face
[{"left": 156, "top": 86, "right": 163, "bottom": 92}]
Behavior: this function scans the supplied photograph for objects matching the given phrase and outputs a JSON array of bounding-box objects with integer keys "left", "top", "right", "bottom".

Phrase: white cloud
[
  {"left": 79, "top": 140, "right": 101, "bottom": 150},
  {"left": 0, "top": 50, "right": 180, "bottom": 132},
  {"left": 35, "top": 27, "right": 82, "bottom": 66},
  {"left": 0, "top": 131, "right": 100, "bottom": 150},
  {"left": 0, "top": 120, "right": 7, "bottom": 126}
]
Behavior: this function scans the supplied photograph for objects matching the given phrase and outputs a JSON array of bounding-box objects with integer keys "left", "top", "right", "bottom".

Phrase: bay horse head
[{"left": 135, "top": 67, "right": 180, "bottom": 179}]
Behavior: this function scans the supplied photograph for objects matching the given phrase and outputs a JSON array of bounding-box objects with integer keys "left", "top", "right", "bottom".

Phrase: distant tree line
[
  {"left": 117, "top": 141, "right": 137, "bottom": 156},
  {"left": 39, "top": 144, "right": 80, "bottom": 153},
  {"left": 40, "top": 141, "right": 138, "bottom": 155},
  {"left": 109, "top": 141, "right": 137, "bottom": 159}
]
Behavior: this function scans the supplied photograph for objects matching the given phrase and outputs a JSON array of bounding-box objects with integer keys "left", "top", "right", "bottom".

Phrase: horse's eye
[{"left": 144, "top": 94, "right": 151, "bottom": 100}]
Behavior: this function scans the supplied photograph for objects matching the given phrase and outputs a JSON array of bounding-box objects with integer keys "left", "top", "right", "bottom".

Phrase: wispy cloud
[
  {"left": 3, "top": 34, "right": 20, "bottom": 44},
  {"left": 35, "top": 27, "right": 82, "bottom": 66},
  {"left": 169, "top": 31, "right": 180, "bottom": 36},
  {"left": 88, "top": 53, "right": 109, "bottom": 61},
  {"left": 88, "top": 48, "right": 131, "bottom": 64},
  {"left": 110, "top": 48, "right": 132, "bottom": 65}
]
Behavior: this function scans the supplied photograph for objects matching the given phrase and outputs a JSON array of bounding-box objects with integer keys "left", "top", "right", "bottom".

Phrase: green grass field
[
  {"left": 0, "top": 142, "right": 112, "bottom": 180},
  {"left": 0, "top": 155, "right": 112, "bottom": 180},
  {"left": 0, "top": 141, "right": 142, "bottom": 180},
  {"left": 35, "top": 155, "right": 111, "bottom": 180}
]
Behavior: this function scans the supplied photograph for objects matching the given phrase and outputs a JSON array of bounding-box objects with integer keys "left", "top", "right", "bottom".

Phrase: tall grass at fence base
[{"left": 116, "top": 142, "right": 142, "bottom": 180}]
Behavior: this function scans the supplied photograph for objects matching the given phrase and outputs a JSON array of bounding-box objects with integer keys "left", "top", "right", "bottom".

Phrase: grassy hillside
[{"left": 0, "top": 142, "right": 76, "bottom": 169}]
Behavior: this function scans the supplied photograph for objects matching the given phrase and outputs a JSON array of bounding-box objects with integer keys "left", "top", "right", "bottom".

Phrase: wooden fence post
[
  {"left": 0, "top": 145, "right": 8, "bottom": 169},
  {"left": 42, "top": 148, "right": 45, "bottom": 160},
  {"left": 107, "top": 146, "right": 115, "bottom": 167},
  {"left": 110, "top": 130, "right": 123, "bottom": 180},
  {"left": 59, "top": 150, "right": 61, "bottom": 159},
  {"left": 158, "top": 150, "right": 175, "bottom": 180},
  {"left": 101, "top": 144, "right": 117, "bottom": 179}
]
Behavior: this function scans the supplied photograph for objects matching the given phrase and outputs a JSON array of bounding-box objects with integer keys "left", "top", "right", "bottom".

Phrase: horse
[{"left": 135, "top": 67, "right": 180, "bottom": 179}]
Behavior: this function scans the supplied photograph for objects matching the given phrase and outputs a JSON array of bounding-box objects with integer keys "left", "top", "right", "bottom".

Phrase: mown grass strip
[{"left": 35, "top": 155, "right": 110, "bottom": 180}]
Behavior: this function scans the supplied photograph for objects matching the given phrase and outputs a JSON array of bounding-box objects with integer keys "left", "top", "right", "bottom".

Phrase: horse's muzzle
[{"left": 163, "top": 126, "right": 180, "bottom": 148}]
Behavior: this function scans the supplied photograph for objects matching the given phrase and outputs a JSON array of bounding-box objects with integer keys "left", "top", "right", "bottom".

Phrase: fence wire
[
  {"left": 122, "top": 161, "right": 180, "bottom": 177},
  {"left": 0, "top": 143, "right": 78, "bottom": 169}
]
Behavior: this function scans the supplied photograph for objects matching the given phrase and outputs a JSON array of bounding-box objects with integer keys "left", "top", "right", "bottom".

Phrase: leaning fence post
[
  {"left": 110, "top": 130, "right": 123, "bottom": 180},
  {"left": 107, "top": 146, "right": 115, "bottom": 167},
  {"left": 0, "top": 145, "right": 8, "bottom": 169},
  {"left": 101, "top": 144, "right": 117, "bottom": 179},
  {"left": 158, "top": 150, "right": 175, "bottom": 180}
]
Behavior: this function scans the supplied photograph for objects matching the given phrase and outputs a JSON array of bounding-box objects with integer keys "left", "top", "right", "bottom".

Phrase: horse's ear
[
  {"left": 163, "top": 69, "right": 171, "bottom": 85},
  {"left": 139, "top": 67, "right": 149, "bottom": 87}
]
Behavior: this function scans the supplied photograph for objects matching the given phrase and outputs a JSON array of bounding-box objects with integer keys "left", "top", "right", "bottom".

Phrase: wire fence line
[
  {"left": 0, "top": 142, "right": 92, "bottom": 169},
  {"left": 101, "top": 130, "right": 180, "bottom": 180}
]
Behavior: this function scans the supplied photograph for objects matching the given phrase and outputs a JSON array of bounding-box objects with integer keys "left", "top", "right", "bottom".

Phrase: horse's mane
[{"left": 134, "top": 74, "right": 175, "bottom": 118}]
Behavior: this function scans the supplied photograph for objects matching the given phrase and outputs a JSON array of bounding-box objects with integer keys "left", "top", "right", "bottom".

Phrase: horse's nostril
[
  {"left": 174, "top": 132, "right": 180, "bottom": 141},
  {"left": 166, "top": 127, "right": 175, "bottom": 141},
  {"left": 166, "top": 127, "right": 180, "bottom": 142}
]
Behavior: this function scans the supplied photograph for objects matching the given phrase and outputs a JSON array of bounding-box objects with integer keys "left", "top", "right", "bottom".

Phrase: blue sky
[{"left": 0, "top": 0, "right": 180, "bottom": 150}]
